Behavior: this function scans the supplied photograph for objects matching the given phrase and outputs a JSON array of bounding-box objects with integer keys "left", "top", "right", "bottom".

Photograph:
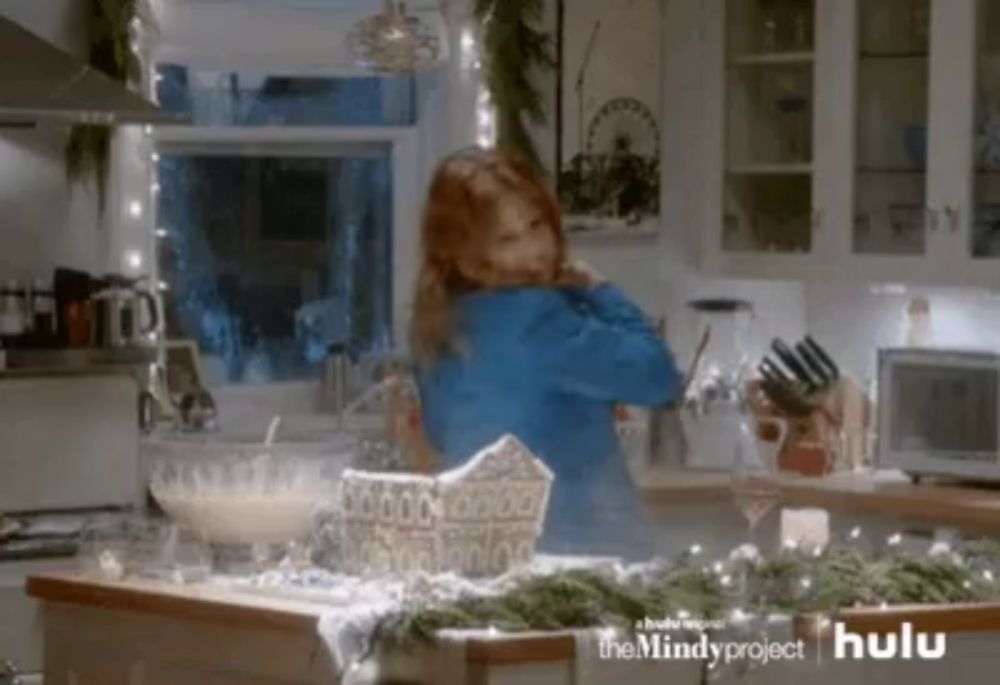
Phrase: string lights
[
  {"left": 105, "top": 5, "right": 167, "bottom": 335},
  {"left": 460, "top": 23, "right": 496, "bottom": 148},
  {"left": 476, "top": 88, "right": 496, "bottom": 148},
  {"left": 124, "top": 249, "right": 144, "bottom": 273},
  {"left": 459, "top": 27, "right": 477, "bottom": 69}
]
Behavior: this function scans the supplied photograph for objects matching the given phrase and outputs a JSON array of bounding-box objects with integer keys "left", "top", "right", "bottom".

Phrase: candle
[{"left": 780, "top": 507, "right": 830, "bottom": 550}]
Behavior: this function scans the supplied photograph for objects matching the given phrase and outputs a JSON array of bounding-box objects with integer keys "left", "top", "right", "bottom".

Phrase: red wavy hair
[{"left": 409, "top": 147, "right": 565, "bottom": 364}]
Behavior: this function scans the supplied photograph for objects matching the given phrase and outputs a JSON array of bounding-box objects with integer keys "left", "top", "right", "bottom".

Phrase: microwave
[{"left": 877, "top": 347, "right": 1000, "bottom": 483}]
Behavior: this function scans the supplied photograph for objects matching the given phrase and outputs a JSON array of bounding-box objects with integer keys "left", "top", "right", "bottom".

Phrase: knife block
[
  {"left": 777, "top": 414, "right": 835, "bottom": 476},
  {"left": 746, "top": 379, "right": 835, "bottom": 477},
  {"left": 749, "top": 373, "right": 875, "bottom": 476}
]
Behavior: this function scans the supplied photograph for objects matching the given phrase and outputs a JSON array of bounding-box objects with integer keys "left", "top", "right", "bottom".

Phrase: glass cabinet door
[
  {"left": 971, "top": 0, "right": 1000, "bottom": 259},
  {"left": 723, "top": 0, "right": 815, "bottom": 254},
  {"left": 853, "top": 0, "right": 931, "bottom": 256}
]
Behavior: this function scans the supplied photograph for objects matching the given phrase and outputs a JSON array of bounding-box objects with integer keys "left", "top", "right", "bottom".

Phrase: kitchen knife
[
  {"left": 772, "top": 338, "right": 820, "bottom": 391},
  {"left": 758, "top": 374, "right": 813, "bottom": 417},
  {"left": 803, "top": 335, "right": 840, "bottom": 381},
  {"left": 796, "top": 340, "right": 832, "bottom": 385},
  {"left": 760, "top": 356, "right": 795, "bottom": 386},
  {"left": 758, "top": 362, "right": 782, "bottom": 388}
]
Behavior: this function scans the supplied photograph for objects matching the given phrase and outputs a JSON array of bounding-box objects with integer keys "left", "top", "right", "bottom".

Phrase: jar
[{"left": 0, "top": 279, "right": 27, "bottom": 339}]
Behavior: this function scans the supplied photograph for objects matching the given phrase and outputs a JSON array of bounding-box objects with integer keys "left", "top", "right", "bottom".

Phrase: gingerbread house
[{"left": 337, "top": 434, "right": 553, "bottom": 577}]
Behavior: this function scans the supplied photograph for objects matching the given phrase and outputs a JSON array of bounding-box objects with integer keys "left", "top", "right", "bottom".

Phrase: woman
[{"left": 410, "top": 148, "right": 681, "bottom": 559}]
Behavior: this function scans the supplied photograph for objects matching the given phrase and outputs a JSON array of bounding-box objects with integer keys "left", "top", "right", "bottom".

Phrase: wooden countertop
[
  {"left": 26, "top": 574, "right": 323, "bottom": 634},
  {"left": 26, "top": 573, "right": 577, "bottom": 664},
  {"left": 27, "top": 572, "right": 1000, "bottom": 645},
  {"left": 635, "top": 466, "right": 1000, "bottom": 532}
]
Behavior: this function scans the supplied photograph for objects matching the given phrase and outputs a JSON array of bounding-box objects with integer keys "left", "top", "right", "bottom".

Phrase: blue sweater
[{"left": 416, "top": 283, "right": 681, "bottom": 558}]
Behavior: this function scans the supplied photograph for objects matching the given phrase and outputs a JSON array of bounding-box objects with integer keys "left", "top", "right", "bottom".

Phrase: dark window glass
[{"left": 157, "top": 149, "right": 393, "bottom": 383}]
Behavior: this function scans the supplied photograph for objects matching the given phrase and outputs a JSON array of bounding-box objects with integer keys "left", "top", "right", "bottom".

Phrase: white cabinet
[{"left": 675, "top": 0, "right": 1000, "bottom": 287}]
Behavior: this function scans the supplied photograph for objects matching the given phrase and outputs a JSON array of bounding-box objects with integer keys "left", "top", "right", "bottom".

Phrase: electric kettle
[{"left": 91, "top": 274, "right": 161, "bottom": 348}]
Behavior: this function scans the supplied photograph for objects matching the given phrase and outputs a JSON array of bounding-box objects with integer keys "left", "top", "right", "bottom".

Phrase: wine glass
[
  {"left": 729, "top": 413, "right": 781, "bottom": 673},
  {"left": 731, "top": 415, "right": 781, "bottom": 544},
  {"left": 730, "top": 413, "right": 780, "bottom": 611}
]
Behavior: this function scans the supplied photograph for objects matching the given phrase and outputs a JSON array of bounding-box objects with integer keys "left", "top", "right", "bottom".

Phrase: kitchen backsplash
[
  {"left": 578, "top": 244, "right": 1000, "bottom": 391},
  {"left": 805, "top": 280, "right": 1000, "bottom": 384}
]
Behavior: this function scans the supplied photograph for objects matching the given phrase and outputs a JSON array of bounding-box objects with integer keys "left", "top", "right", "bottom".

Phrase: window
[{"left": 156, "top": 143, "right": 394, "bottom": 384}]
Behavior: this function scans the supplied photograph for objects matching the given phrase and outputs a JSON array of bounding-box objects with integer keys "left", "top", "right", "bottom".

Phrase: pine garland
[
  {"left": 376, "top": 565, "right": 722, "bottom": 653},
  {"left": 472, "top": 0, "right": 555, "bottom": 172},
  {"left": 754, "top": 546, "right": 996, "bottom": 613},
  {"left": 373, "top": 539, "right": 1000, "bottom": 653}
]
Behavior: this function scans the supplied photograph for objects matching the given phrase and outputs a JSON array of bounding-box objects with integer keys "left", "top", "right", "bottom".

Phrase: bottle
[
  {"left": 30, "top": 278, "right": 56, "bottom": 336},
  {"left": 903, "top": 296, "right": 932, "bottom": 347}
]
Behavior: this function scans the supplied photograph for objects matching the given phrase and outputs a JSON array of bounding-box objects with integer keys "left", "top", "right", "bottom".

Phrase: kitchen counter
[
  {"left": 22, "top": 572, "right": 652, "bottom": 684},
  {"left": 634, "top": 466, "right": 1000, "bottom": 534},
  {"left": 25, "top": 572, "right": 1000, "bottom": 685},
  {"left": 0, "top": 365, "right": 147, "bottom": 380},
  {"left": 26, "top": 572, "right": 1000, "bottom": 637},
  {"left": 0, "top": 347, "right": 156, "bottom": 381}
]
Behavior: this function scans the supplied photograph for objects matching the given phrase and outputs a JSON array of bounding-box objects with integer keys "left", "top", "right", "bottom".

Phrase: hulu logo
[{"left": 833, "top": 621, "right": 946, "bottom": 660}]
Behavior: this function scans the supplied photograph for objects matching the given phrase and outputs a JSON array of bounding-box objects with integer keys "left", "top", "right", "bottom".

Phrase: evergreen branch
[
  {"left": 66, "top": 0, "right": 147, "bottom": 212},
  {"left": 472, "top": 0, "right": 555, "bottom": 171},
  {"left": 373, "top": 540, "right": 1000, "bottom": 654}
]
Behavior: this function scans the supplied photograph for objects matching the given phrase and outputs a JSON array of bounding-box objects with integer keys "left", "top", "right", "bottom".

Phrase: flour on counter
[{"left": 216, "top": 552, "right": 661, "bottom": 677}]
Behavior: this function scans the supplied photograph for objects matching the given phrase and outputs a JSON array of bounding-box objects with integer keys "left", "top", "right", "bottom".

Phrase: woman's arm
[{"left": 528, "top": 283, "right": 682, "bottom": 405}]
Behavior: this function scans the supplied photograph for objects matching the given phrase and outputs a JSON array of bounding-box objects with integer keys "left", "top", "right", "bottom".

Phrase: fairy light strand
[{"left": 461, "top": 24, "right": 496, "bottom": 148}]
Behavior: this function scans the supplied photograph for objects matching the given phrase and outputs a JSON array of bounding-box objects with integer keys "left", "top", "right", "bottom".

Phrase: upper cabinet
[
  {"left": 969, "top": 1, "right": 1000, "bottom": 263},
  {"left": 853, "top": 0, "right": 930, "bottom": 259},
  {"left": 722, "top": 0, "right": 816, "bottom": 257},
  {"left": 676, "top": 0, "right": 1000, "bottom": 287}
]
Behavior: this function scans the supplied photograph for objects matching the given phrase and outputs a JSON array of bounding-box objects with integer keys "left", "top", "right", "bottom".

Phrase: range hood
[{"left": 0, "top": 15, "right": 181, "bottom": 127}]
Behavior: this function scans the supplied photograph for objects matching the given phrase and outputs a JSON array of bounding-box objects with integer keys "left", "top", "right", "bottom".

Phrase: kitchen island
[
  {"left": 25, "top": 571, "right": 1000, "bottom": 685},
  {"left": 23, "top": 468, "right": 1000, "bottom": 684},
  {"left": 26, "top": 572, "right": 701, "bottom": 685}
]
